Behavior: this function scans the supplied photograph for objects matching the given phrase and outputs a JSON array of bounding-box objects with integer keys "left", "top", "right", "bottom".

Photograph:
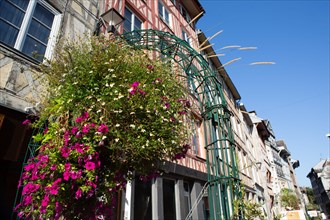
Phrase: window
[
  {"left": 191, "top": 119, "right": 201, "bottom": 155},
  {"left": 158, "top": 1, "right": 170, "bottom": 25},
  {"left": 182, "top": 29, "right": 191, "bottom": 46},
  {"left": 0, "top": 0, "right": 61, "bottom": 62},
  {"left": 183, "top": 182, "right": 192, "bottom": 219},
  {"left": 180, "top": 4, "right": 191, "bottom": 23},
  {"left": 134, "top": 177, "right": 152, "bottom": 220},
  {"left": 163, "top": 179, "right": 176, "bottom": 219},
  {"left": 123, "top": 7, "right": 142, "bottom": 33}
]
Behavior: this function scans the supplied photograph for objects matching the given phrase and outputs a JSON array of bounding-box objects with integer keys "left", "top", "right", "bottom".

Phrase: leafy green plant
[
  {"left": 232, "top": 186, "right": 264, "bottom": 220},
  {"left": 16, "top": 36, "right": 192, "bottom": 219},
  {"left": 280, "top": 188, "right": 300, "bottom": 210}
]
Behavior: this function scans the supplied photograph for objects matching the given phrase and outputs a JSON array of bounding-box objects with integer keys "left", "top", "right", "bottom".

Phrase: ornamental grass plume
[{"left": 16, "top": 36, "right": 192, "bottom": 219}]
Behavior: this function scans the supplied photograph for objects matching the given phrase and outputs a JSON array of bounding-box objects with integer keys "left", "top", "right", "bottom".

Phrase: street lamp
[{"left": 95, "top": 8, "right": 124, "bottom": 35}]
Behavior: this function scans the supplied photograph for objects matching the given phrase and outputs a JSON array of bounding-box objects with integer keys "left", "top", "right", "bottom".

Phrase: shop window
[
  {"left": 123, "top": 7, "right": 142, "bottom": 33},
  {"left": 134, "top": 177, "right": 152, "bottom": 220},
  {"left": 0, "top": 0, "right": 61, "bottom": 62},
  {"left": 158, "top": 1, "right": 170, "bottom": 25},
  {"left": 163, "top": 179, "right": 176, "bottom": 220}
]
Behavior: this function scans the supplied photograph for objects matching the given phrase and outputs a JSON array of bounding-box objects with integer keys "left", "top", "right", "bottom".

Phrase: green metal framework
[
  {"left": 122, "top": 29, "right": 242, "bottom": 219},
  {"left": 13, "top": 29, "right": 243, "bottom": 220}
]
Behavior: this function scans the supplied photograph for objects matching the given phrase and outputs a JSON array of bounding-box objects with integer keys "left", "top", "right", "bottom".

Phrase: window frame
[
  {"left": 123, "top": 6, "right": 143, "bottom": 33},
  {"left": 158, "top": 1, "right": 171, "bottom": 26},
  {"left": 182, "top": 29, "right": 191, "bottom": 46},
  {"left": 0, "top": 0, "right": 62, "bottom": 62},
  {"left": 179, "top": 4, "right": 191, "bottom": 23}
]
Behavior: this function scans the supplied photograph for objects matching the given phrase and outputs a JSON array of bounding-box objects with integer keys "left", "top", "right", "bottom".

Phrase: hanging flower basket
[{"left": 16, "top": 36, "right": 191, "bottom": 219}]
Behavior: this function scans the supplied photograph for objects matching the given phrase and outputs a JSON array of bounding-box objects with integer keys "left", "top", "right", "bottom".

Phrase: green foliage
[
  {"left": 280, "top": 188, "right": 300, "bottom": 210},
  {"left": 232, "top": 186, "right": 264, "bottom": 220},
  {"left": 305, "top": 187, "right": 319, "bottom": 210},
  {"left": 16, "top": 36, "right": 192, "bottom": 219}
]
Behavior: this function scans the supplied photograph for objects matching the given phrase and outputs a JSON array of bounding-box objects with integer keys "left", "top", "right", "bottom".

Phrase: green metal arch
[{"left": 122, "top": 29, "right": 242, "bottom": 220}]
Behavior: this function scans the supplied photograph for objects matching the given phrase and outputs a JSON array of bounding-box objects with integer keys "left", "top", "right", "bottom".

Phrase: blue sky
[{"left": 197, "top": 0, "right": 329, "bottom": 187}]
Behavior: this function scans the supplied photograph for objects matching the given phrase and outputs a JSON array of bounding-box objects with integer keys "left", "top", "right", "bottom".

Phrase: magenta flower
[
  {"left": 71, "top": 170, "right": 82, "bottom": 179},
  {"left": 138, "top": 88, "right": 146, "bottom": 95},
  {"left": 63, "top": 171, "right": 70, "bottom": 181},
  {"left": 23, "top": 195, "right": 32, "bottom": 205},
  {"left": 97, "top": 124, "right": 109, "bottom": 134},
  {"left": 75, "top": 143, "right": 84, "bottom": 153},
  {"left": 61, "top": 147, "right": 70, "bottom": 158},
  {"left": 82, "top": 124, "right": 90, "bottom": 133},
  {"left": 128, "top": 87, "right": 136, "bottom": 95},
  {"left": 71, "top": 126, "right": 78, "bottom": 135},
  {"left": 81, "top": 112, "right": 89, "bottom": 120},
  {"left": 85, "top": 161, "right": 96, "bottom": 170},
  {"left": 165, "top": 103, "right": 170, "bottom": 109},
  {"left": 22, "top": 119, "right": 31, "bottom": 125},
  {"left": 147, "top": 64, "right": 154, "bottom": 70},
  {"left": 178, "top": 110, "right": 187, "bottom": 115},
  {"left": 131, "top": 81, "right": 139, "bottom": 87},
  {"left": 50, "top": 164, "right": 57, "bottom": 171},
  {"left": 75, "top": 188, "right": 83, "bottom": 199},
  {"left": 75, "top": 117, "right": 83, "bottom": 123},
  {"left": 22, "top": 183, "right": 40, "bottom": 195},
  {"left": 64, "top": 163, "right": 71, "bottom": 171},
  {"left": 41, "top": 195, "right": 49, "bottom": 207},
  {"left": 24, "top": 163, "right": 35, "bottom": 172}
]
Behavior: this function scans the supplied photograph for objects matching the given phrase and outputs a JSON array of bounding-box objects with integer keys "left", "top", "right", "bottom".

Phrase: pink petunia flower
[
  {"left": 75, "top": 117, "right": 83, "bottom": 123},
  {"left": 71, "top": 126, "right": 78, "bottom": 135},
  {"left": 50, "top": 164, "right": 57, "bottom": 171},
  {"left": 82, "top": 124, "right": 90, "bottom": 133},
  {"left": 75, "top": 188, "right": 83, "bottom": 199},
  {"left": 147, "top": 64, "right": 154, "bottom": 70},
  {"left": 64, "top": 163, "right": 71, "bottom": 171},
  {"left": 138, "top": 88, "right": 146, "bottom": 95},
  {"left": 22, "top": 119, "right": 31, "bottom": 125},
  {"left": 61, "top": 147, "right": 70, "bottom": 158},
  {"left": 22, "top": 183, "right": 40, "bottom": 195},
  {"left": 63, "top": 171, "right": 70, "bottom": 181},
  {"left": 131, "top": 81, "right": 139, "bottom": 88},
  {"left": 81, "top": 112, "right": 89, "bottom": 120},
  {"left": 97, "top": 124, "right": 109, "bottom": 134},
  {"left": 85, "top": 161, "right": 96, "bottom": 170}
]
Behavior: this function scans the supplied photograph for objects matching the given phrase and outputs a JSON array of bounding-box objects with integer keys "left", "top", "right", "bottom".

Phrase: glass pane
[
  {"left": 28, "top": 18, "right": 51, "bottom": 44},
  {"left": 0, "top": 0, "right": 26, "bottom": 27},
  {"left": 158, "top": 2, "right": 163, "bottom": 17},
  {"left": 163, "top": 179, "right": 176, "bottom": 220},
  {"left": 165, "top": 11, "right": 169, "bottom": 23},
  {"left": 124, "top": 20, "right": 131, "bottom": 32},
  {"left": 0, "top": 19, "right": 18, "bottom": 46},
  {"left": 22, "top": 36, "right": 46, "bottom": 61},
  {"left": 134, "top": 18, "right": 142, "bottom": 30},
  {"left": 134, "top": 178, "right": 152, "bottom": 220},
  {"left": 124, "top": 8, "right": 132, "bottom": 23},
  {"left": 9, "top": 0, "right": 29, "bottom": 10},
  {"left": 33, "top": 3, "right": 54, "bottom": 27}
]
